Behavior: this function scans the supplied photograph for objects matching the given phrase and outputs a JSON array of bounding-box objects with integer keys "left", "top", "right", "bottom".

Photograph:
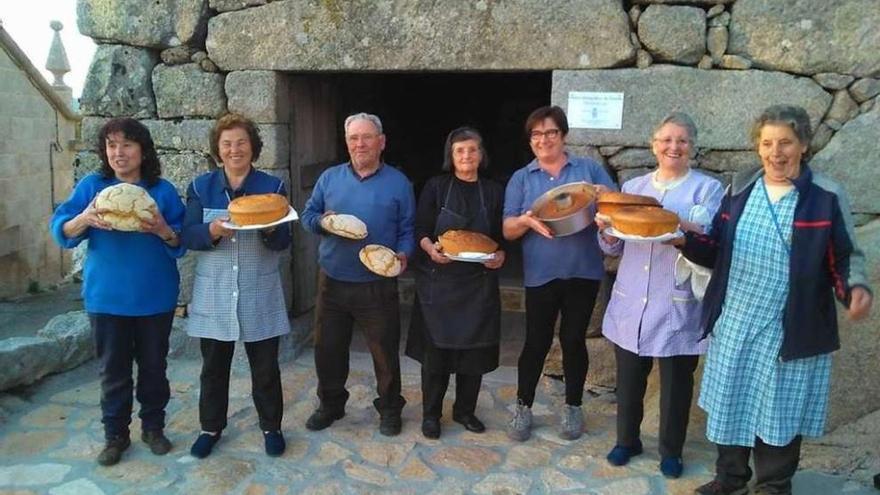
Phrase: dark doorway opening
[{"left": 332, "top": 72, "right": 551, "bottom": 196}]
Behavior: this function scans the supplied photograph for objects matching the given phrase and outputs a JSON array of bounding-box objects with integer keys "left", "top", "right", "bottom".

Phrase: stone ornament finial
[{"left": 46, "top": 20, "right": 72, "bottom": 89}]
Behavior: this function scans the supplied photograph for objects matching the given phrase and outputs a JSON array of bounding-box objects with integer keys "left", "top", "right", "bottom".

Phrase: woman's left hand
[
  {"left": 483, "top": 250, "right": 505, "bottom": 270},
  {"left": 678, "top": 219, "right": 704, "bottom": 234},
  {"left": 141, "top": 210, "right": 176, "bottom": 242},
  {"left": 848, "top": 286, "right": 873, "bottom": 321}
]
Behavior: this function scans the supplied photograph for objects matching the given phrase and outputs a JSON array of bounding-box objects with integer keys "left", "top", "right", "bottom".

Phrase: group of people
[{"left": 51, "top": 103, "right": 872, "bottom": 495}]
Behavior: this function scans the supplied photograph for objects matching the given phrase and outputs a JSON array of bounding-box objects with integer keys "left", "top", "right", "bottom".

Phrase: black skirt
[{"left": 405, "top": 295, "right": 499, "bottom": 375}]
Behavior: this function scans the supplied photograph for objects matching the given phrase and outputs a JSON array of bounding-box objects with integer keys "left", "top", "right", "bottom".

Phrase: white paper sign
[{"left": 567, "top": 91, "right": 624, "bottom": 129}]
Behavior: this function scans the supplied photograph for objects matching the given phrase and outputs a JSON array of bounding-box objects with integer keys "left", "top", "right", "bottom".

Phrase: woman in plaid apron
[{"left": 676, "top": 106, "right": 873, "bottom": 495}]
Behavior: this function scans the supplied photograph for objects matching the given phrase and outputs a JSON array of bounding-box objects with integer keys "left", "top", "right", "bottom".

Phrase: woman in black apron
[{"left": 406, "top": 127, "right": 506, "bottom": 439}]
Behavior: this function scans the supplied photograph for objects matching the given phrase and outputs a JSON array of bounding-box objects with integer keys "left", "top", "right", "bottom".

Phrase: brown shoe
[
  {"left": 97, "top": 436, "right": 131, "bottom": 466},
  {"left": 141, "top": 430, "right": 172, "bottom": 455},
  {"left": 694, "top": 480, "right": 749, "bottom": 495}
]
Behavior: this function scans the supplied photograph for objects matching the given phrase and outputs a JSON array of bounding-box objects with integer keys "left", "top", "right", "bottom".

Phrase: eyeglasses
[
  {"left": 653, "top": 138, "right": 691, "bottom": 147},
  {"left": 345, "top": 133, "right": 379, "bottom": 144},
  {"left": 529, "top": 129, "right": 561, "bottom": 141}
]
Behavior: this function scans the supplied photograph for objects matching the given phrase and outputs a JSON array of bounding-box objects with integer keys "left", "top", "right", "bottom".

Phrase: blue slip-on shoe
[
  {"left": 605, "top": 439, "right": 644, "bottom": 466},
  {"left": 190, "top": 432, "right": 221, "bottom": 459},
  {"left": 263, "top": 430, "right": 286, "bottom": 457},
  {"left": 659, "top": 456, "right": 684, "bottom": 478}
]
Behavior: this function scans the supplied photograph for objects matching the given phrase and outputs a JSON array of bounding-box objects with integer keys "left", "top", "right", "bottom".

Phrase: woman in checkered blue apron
[
  {"left": 180, "top": 114, "right": 292, "bottom": 459},
  {"left": 673, "top": 106, "right": 873, "bottom": 495}
]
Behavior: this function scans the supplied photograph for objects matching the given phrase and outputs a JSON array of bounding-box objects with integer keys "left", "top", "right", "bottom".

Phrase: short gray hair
[
  {"left": 652, "top": 111, "right": 698, "bottom": 146},
  {"left": 750, "top": 105, "right": 813, "bottom": 158},
  {"left": 344, "top": 112, "right": 383, "bottom": 135}
]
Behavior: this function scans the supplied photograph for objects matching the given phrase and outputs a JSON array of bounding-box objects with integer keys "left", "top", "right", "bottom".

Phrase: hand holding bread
[
  {"left": 65, "top": 199, "right": 112, "bottom": 238},
  {"left": 521, "top": 210, "right": 553, "bottom": 239},
  {"left": 321, "top": 213, "right": 368, "bottom": 240}
]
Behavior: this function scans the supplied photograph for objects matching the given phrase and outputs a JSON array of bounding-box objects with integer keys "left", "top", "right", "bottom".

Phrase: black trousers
[
  {"left": 198, "top": 336, "right": 282, "bottom": 432},
  {"left": 314, "top": 272, "right": 405, "bottom": 416},
  {"left": 518, "top": 278, "right": 600, "bottom": 407},
  {"left": 715, "top": 436, "right": 802, "bottom": 495},
  {"left": 91, "top": 312, "right": 173, "bottom": 440},
  {"left": 421, "top": 369, "right": 482, "bottom": 420},
  {"left": 614, "top": 344, "right": 699, "bottom": 458}
]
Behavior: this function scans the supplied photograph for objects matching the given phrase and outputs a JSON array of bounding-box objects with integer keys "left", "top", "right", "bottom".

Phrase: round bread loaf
[
  {"left": 596, "top": 192, "right": 660, "bottom": 216},
  {"left": 320, "top": 213, "right": 368, "bottom": 239},
  {"left": 94, "top": 183, "right": 158, "bottom": 232},
  {"left": 359, "top": 244, "right": 401, "bottom": 277},
  {"left": 611, "top": 206, "right": 679, "bottom": 237},
  {"left": 228, "top": 193, "right": 289, "bottom": 226},
  {"left": 438, "top": 230, "right": 498, "bottom": 256}
]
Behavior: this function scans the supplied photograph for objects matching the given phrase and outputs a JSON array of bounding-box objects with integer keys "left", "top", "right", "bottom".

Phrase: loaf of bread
[
  {"left": 320, "top": 213, "right": 368, "bottom": 239},
  {"left": 438, "top": 230, "right": 498, "bottom": 256},
  {"left": 94, "top": 183, "right": 158, "bottom": 232},
  {"left": 596, "top": 192, "right": 660, "bottom": 216},
  {"left": 228, "top": 193, "right": 289, "bottom": 226},
  {"left": 610, "top": 206, "right": 679, "bottom": 237},
  {"left": 359, "top": 244, "right": 402, "bottom": 277}
]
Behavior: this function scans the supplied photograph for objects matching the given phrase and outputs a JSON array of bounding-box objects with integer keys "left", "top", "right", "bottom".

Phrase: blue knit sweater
[{"left": 50, "top": 174, "right": 186, "bottom": 316}]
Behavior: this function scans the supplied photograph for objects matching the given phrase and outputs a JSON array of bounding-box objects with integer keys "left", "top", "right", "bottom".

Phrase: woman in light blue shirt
[{"left": 503, "top": 105, "right": 616, "bottom": 442}]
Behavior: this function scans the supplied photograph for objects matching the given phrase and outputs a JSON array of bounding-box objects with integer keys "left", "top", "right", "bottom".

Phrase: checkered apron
[
  {"left": 698, "top": 180, "right": 831, "bottom": 447},
  {"left": 187, "top": 208, "right": 290, "bottom": 342}
]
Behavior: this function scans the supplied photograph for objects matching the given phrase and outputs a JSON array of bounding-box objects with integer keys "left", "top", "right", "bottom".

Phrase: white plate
[
  {"left": 221, "top": 206, "right": 299, "bottom": 230},
  {"left": 603, "top": 227, "right": 683, "bottom": 243},
  {"left": 444, "top": 252, "right": 496, "bottom": 263}
]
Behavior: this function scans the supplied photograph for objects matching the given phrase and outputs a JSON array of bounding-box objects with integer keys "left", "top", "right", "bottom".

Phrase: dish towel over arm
[{"left": 674, "top": 205, "right": 713, "bottom": 300}]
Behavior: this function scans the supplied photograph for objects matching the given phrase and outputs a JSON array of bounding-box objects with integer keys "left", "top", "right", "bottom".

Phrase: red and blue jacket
[{"left": 682, "top": 164, "right": 871, "bottom": 361}]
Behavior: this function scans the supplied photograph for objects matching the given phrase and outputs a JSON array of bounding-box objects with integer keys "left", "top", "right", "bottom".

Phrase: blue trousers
[{"left": 90, "top": 311, "right": 173, "bottom": 440}]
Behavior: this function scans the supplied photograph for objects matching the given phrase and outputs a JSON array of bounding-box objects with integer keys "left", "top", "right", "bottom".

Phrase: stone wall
[
  {"left": 75, "top": 0, "right": 880, "bottom": 423},
  {"left": 0, "top": 41, "right": 77, "bottom": 298}
]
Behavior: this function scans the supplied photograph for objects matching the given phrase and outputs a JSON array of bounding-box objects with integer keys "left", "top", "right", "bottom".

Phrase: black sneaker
[
  {"left": 421, "top": 418, "right": 441, "bottom": 439},
  {"left": 305, "top": 409, "right": 345, "bottom": 431},
  {"left": 97, "top": 436, "right": 131, "bottom": 466},
  {"left": 263, "top": 430, "right": 286, "bottom": 457},
  {"left": 141, "top": 430, "right": 172, "bottom": 455},
  {"left": 379, "top": 414, "right": 402, "bottom": 436},
  {"left": 190, "top": 431, "right": 221, "bottom": 459}
]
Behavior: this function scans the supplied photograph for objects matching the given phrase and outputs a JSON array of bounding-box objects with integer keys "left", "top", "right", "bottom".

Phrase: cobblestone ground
[{"left": 0, "top": 351, "right": 875, "bottom": 494}]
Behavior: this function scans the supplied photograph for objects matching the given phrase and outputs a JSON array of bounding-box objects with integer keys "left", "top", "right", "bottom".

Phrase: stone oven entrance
[{"left": 287, "top": 72, "right": 551, "bottom": 314}]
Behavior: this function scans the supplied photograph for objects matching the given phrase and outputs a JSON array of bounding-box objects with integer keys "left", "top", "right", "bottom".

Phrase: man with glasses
[{"left": 301, "top": 112, "right": 416, "bottom": 436}]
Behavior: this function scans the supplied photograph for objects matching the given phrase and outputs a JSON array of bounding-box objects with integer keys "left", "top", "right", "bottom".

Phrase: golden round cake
[
  {"left": 228, "top": 193, "right": 289, "bottom": 226},
  {"left": 535, "top": 187, "right": 595, "bottom": 220},
  {"left": 438, "top": 230, "right": 498, "bottom": 256},
  {"left": 596, "top": 192, "right": 660, "bottom": 216},
  {"left": 95, "top": 183, "right": 158, "bottom": 232},
  {"left": 611, "top": 206, "right": 679, "bottom": 237}
]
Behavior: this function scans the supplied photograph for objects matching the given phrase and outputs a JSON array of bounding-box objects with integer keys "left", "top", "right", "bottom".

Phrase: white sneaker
[
  {"left": 507, "top": 401, "right": 532, "bottom": 442},
  {"left": 559, "top": 404, "right": 584, "bottom": 440}
]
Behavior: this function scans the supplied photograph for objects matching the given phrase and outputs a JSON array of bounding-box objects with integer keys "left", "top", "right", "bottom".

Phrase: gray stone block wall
[
  {"left": 552, "top": 66, "right": 831, "bottom": 149},
  {"left": 0, "top": 48, "right": 77, "bottom": 298},
  {"left": 152, "top": 64, "right": 226, "bottom": 119},
  {"left": 206, "top": 0, "right": 635, "bottom": 71}
]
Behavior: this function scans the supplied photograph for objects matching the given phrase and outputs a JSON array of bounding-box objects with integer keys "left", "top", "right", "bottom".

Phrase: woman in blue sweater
[{"left": 51, "top": 118, "right": 185, "bottom": 466}]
